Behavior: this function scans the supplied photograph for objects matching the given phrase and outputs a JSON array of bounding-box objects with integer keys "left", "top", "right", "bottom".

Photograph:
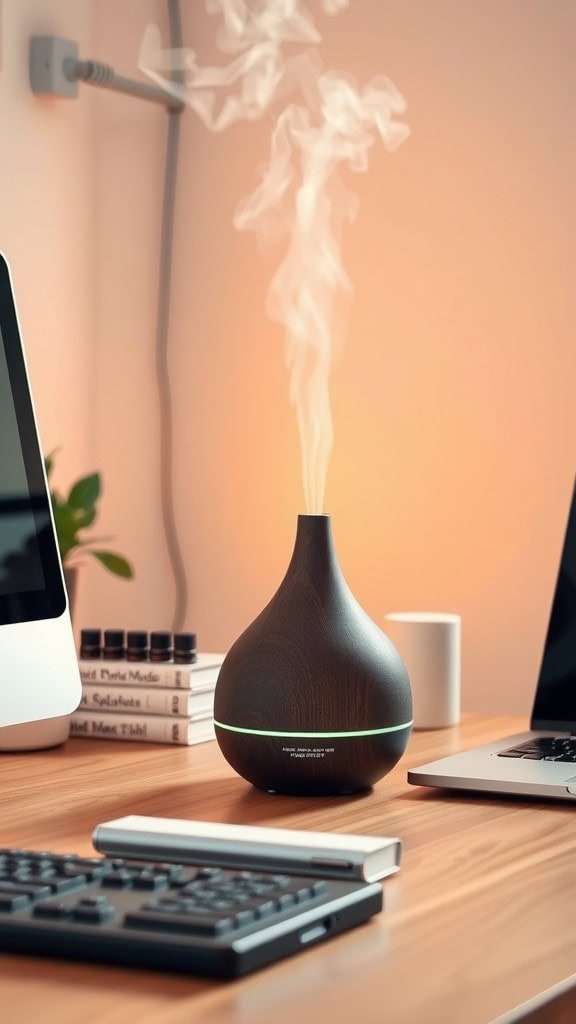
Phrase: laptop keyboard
[{"left": 497, "top": 737, "right": 576, "bottom": 762}]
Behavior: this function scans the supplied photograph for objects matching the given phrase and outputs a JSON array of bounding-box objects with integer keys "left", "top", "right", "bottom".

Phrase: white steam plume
[{"left": 139, "top": 0, "right": 409, "bottom": 513}]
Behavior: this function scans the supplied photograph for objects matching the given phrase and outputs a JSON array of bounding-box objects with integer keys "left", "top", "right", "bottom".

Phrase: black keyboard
[
  {"left": 0, "top": 848, "right": 383, "bottom": 978},
  {"left": 497, "top": 737, "right": 576, "bottom": 762}
]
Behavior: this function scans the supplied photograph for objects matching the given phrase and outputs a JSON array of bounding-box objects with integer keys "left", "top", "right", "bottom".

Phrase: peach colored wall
[
  {"left": 0, "top": 0, "right": 95, "bottom": 488},
  {"left": 84, "top": 0, "right": 172, "bottom": 630},
  {"left": 85, "top": 0, "right": 576, "bottom": 717}
]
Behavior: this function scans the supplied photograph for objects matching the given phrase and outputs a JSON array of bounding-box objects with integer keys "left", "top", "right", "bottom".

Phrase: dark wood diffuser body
[{"left": 214, "top": 515, "right": 412, "bottom": 795}]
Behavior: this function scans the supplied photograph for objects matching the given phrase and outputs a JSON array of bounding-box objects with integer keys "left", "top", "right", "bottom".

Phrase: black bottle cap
[
  {"left": 80, "top": 628, "right": 101, "bottom": 646},
  {"left": 150, "top": 631, "right": 172, "bottom": 662},
  {"left": 80, "top": 628, "right": 102, "bottom": 659},
  {"left": 103, "top": 629, "right": 125, "bottom": 659},
  {"left": 173, "top": 632, "right": 197, "bottom": 663},
  {"left": 126, "top": 631, "right": 149, "bottom": 661}
]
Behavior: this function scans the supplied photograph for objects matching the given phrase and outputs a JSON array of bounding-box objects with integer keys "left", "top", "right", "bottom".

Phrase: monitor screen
[
  {"left": 531, "top": 476, "right": 576, "bottom": 730},
  {"left": 0, "top": 256, "right": 66, "bottom": 624}
]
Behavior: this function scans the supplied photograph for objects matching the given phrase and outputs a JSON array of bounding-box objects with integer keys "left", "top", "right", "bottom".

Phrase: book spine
[
  {"left": 78, "top": 660, "right": 221, "bottom": 690},
  {"left": 69, "top": 710, "right": 214, "bottom": 746},
  {"left": 79, "top": 684, "right": 214, "bottom": 718}
]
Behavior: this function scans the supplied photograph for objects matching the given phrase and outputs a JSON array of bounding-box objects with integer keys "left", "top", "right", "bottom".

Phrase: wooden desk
[{"left": 1, "top": 714, "right": 575, "bottom": 1024}]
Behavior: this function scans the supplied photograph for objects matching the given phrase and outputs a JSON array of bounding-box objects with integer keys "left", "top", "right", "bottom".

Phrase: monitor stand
[{"left": 0, "top": 715, "right": 71, "bottom": 751}]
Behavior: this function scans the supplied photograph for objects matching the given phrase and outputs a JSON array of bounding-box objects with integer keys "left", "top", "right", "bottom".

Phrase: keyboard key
[
  {"left": 143, "top": 896, "right": 184, "bottom": 912},
  {"left": 311, "top": 881, "right": 329, "bottom": 897},
  {"left": 233, "top": 909, "right": 257, "bottom": 928},
  {"left": 151, "top": 863, "right": 189, "bottom": 882},
  {"left": 131, "top": 871, "right": 169, "bottom": 891},
  {"left": 196, "top": 867, "right": 222, "bottom": 879},
  {"left": 0, "top": 892, "right": 31, "bottom": 912},
  {"left": 294, "top": 886, "right": 315, "bottom": 903},
  {"left": 101, "top": 870, "right": 135, "bottom": 889},
  {"left": 124, "top": 909, "right": 234, "bottom": 937},
  {"left": 72, "top": 902, "right": 116, "bottom": 924},
  {"left": 254, "top": 900, "right": 276, "bottom": 919},
  {"left": 50, "top": 876, "right": 90, "bottom": 895},
  {"left": 57, "top": 866, "right": 94, "bottom": 882},
  {"left": 33, "top": 902, "right": 74, "bottom": 920},
  {"left": 276, "top": 892, "right": 297, "bottom": 911},
  {"left": 57, "top": 863, "right": 109, "bottom": 884},
  {"left": 0, "top": 881, "right": 53, "bottom": 901},
  {"left": 498, "top": 736, "right": 576, "bottom": 761}
]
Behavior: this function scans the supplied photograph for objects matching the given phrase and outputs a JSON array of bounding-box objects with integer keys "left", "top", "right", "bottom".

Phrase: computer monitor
[{"left": 0, "top": 251, "right": 81, "bottom": 733}]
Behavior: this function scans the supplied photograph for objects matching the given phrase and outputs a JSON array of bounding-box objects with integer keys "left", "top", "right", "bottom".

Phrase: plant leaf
[
  {"left": 49, "top": 490, "right": 65, "bottom": 514},
  {"left": 52, "top": 507, "right": 80, "bottom": 559},
  {"left": 71, "top": 535, "right": 116, "bottom": 546},
  {"left": 72, "top": 506, "right": 97, "bottom": 530},
  {"left": 68, "top": 473, "right": 100, "bottom": 511},
  {"left": 51, "top": 490, "right": 95, "bottom": 541},
  {"left": 44, "top": 447, "right": 61, "bottom": 481},
  {"left": 44, "top": 453, "right": 133, "bottom": 578},
  {"left": 91, "top": 551, "right": 134, "bottom": 579}
]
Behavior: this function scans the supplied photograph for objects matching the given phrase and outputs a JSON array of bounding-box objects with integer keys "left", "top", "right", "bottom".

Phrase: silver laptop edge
[
  {"left": 408, "top": 731, "right": 576, "bottom": 800},
  {"left": 408, "top": 475, "right": 576, "bottom": 800}
]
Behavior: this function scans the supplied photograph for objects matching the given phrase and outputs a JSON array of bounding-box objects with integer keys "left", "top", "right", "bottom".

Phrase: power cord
[
  {"left": 154, "top": 0, "right": 188, "bottom": 632},
  {"left": 30, "top": 4, "right": 190, "bottom": 631}
]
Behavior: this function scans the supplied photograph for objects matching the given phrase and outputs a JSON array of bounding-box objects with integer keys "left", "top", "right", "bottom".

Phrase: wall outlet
[{"left": 29, "top": 36, "right": 79, "bottom": 98}]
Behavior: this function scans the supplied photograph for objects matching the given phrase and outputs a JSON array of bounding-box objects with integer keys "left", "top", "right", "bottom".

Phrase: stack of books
[{"left": 69, "top": 631, "right": 226, "bottom": 746}]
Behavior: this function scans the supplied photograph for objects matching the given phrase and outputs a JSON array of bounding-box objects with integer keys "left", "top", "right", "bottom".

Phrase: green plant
[{"left": 45, "top": 451, "right": 134, "bottom": 580}]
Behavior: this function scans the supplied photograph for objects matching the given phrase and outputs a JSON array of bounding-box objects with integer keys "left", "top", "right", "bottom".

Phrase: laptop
[{"left": 408, "top": 474, "right": 576, "bottom": 801}]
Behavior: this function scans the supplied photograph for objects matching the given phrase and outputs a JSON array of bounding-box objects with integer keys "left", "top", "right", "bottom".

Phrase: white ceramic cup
[{"left": 384, "top": 612, "right": 461, "bottom": 729}]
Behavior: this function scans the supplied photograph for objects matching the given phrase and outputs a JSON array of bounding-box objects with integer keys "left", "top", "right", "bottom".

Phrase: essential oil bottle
[
  {"left": 126, "top": 631, "right": 149, "bottom": 662},
  {"left": 174, "top": 632, "right": 197, "bottom": 664},
  {"left": 103, "top": 629, "right": 125, "bottom": 660},
  {"left": 80, "top": 628, "right": 102, "bottom": 660},
  {"left": 150, "top": 631, "right": 173, "bottom": 662}
]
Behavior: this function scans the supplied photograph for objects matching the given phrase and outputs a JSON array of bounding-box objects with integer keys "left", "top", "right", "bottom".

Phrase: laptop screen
[
  {"left": 531, "top": 476, "right": 576, "bottom": 731},
  {"left": 0, "top": 254, "right": 66, "bottom": 624}
]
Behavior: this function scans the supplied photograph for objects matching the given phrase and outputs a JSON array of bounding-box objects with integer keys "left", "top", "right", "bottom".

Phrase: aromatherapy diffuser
[{"left": 214, "top": 514, "right": 413, "bottom": 795}]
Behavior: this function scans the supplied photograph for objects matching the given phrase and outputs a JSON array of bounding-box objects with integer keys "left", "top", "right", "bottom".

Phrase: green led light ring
[{"left": 213, "top": 720, "right": 413, "bottom": 739}]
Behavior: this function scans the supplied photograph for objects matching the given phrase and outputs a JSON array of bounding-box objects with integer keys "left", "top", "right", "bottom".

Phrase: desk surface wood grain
[{"left": 1, "top": 714, "right": 575, "bottom": 1024}]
